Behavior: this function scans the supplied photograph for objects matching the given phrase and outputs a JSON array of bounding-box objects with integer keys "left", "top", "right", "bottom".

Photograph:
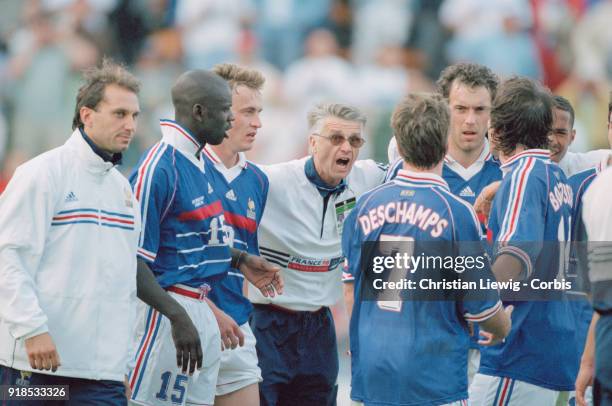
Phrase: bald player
[{"left": 128, "top": 70, "right": 282, "bottom": 406}]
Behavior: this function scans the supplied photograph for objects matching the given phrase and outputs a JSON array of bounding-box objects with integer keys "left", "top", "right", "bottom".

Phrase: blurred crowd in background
[{"left": 1, "top": 0, "right": 612, "bottom": 189}]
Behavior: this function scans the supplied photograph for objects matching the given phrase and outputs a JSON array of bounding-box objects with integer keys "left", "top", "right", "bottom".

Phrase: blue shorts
[
  {"left": 250, "top": 304, "right": 338, "bottom": 406},
  {"left": 0, "top": 365, "right": 126, "bottom": 405}
]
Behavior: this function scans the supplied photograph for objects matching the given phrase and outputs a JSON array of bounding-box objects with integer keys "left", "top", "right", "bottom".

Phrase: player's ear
[
  {"left": 570, "top": 129, "right": 576, "bottom": 143},
  {"left": 80, "top": 106, "right": 94, "bottom": 128},
  {"left": 309, "top": 134, "right": 317, "bottom": 155}
]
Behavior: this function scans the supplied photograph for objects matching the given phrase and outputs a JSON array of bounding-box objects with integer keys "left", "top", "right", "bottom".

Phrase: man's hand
[
  {"left": 24, "top": 333, "right": 61, "bottom": 372},
  {"left": 478, "top": 305, "right": 513, "bottom": 346},
  {"left": 240, "top": 254, "right": 283, "bottom": 297},
  {"left": 214, "top": 308, "right": 244, "bottom": 351},
  {"left": 575, "top": 360, "right": 594, "bottom": 406},
  {"left": 474, "top": 181, "right": 501, "bottom": 225},
  {"left": 168, "top": 310, "right": 203, "bottom": 375}
]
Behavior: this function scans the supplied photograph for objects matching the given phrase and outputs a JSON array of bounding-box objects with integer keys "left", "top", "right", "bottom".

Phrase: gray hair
[{"left": 307, "top": 102, "right": 367, "bottom": 133}]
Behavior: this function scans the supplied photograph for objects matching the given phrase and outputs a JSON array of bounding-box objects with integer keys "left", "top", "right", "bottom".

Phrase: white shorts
[
  {"left": 469, "top": 373, "right": 570, "bottom": 406},
  {"left": 467, "top": 349, "right": 481, "bottom": 388},
  {"left": 351, "top": 400, "right": 468, "bottom": 406},
  {"left": 216, "top": 323, "right": 262, "bottom": 396},
  {"left": 128, "top": 286, "right": 221, "bottom": 406}
]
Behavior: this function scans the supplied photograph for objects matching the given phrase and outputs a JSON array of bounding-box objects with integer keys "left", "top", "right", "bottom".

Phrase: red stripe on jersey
[
  {"left": 224, "top": 211, "right": 257, "bottom": 233},
  {"left": 135, "top": 142, "right": 162, "bottom": 201},
  {"left": 501, "top": 158, "right": 534, "bottom": 241},
  {"left": 178, "top": 200, "right": 223, "bottom": 221}
]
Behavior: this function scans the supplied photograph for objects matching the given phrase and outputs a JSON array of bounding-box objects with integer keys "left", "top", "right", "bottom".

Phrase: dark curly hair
[{"left": 490, "top": 76, "right": 553, "bottom": 156}]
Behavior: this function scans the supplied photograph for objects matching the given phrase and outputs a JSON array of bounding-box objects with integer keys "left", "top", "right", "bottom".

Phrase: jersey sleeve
[
  {"left": 0, "top": 162, "right": 57, "bottom": 339},
  {"left": 451, "top": 198, "right": 503, "bottom": 322},
  {"left": 494, "top": 161, "right": 546, "bottom": 279},
  {"left": 129, "top": 149, "right": 173, "bottom": 264}
]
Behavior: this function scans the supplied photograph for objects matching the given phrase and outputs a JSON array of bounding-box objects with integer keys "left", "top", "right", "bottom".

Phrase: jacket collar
[
  {"left": 304, "top": 156, "right": 347, "bottom": 197},
  {"left": 79, "top": 128, "right": 122, "bottom": 165},
  {"left": 65, "top": 129, "right": 116, "bottom": 173}
]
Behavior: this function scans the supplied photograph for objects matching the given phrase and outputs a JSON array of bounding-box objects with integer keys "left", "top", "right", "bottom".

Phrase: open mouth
[{"left": 336, "top": 157, "right": 350, "bottom": 168}]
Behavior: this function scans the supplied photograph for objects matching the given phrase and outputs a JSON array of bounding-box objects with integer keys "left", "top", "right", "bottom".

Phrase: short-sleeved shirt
[
  {"left": 130, "top": 119, "right": 232, "bottom": 288},
  {"left": 343, "top": 169, "right": 501, "bottom": 405},
  {"left": 480, "top": 149, "right": 577, "bottom": 391}
]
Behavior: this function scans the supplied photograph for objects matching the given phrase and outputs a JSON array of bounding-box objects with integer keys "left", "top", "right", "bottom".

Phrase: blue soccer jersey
[
  {"left": 130, "top": 120, "right": 232, "bottom": 288},
  {"left": 386, "top": 144, "right": 502, "bottom": 206},
  {"left": 481, "top": 149, "right": 578, "bottom": 391},
  {"left": 202, "top": 146, "right": 269, "bottom": 325},
  {"left": 342, "top": 169, "right": 501, "bottom": 406},
  {"left": 442, "top": 152, "right": 502, "bottom": 206}
]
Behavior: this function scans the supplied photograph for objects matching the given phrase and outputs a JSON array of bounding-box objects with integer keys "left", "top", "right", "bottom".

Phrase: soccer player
[
  {"left": 548, "top": 95, "right": 610, "bottom": 177},
  {"left": 470, "top": 77, "right": 576, "bottom": 405},
  {"left": 128, "top": 70, "right": 281, "bottom": 406},
  {"left": 202, "top": 63, "right": 268, "bottom": 406},
  {"left": 342, "top": 92, "right": 511, "bottom": 406},
  {"left": 388, "top": 63, "right": 501, "bottom": 203},
  {"left": 387, "top": 62, "right": 502, "bottom": 383},
  {"left": 0, "top": 59, "right": 141, "bottom": 404},
  {"left": 248, "top": 103, "right": 386, "bottom": 405}
]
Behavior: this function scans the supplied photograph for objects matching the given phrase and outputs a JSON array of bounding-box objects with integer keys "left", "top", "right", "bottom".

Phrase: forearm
[
  {"left": 230, "top": 248, "right": 248, "bottom": 269},
  {"left": 580, "top": 312, "right": 599, "bottom": 366},
  {"left": 343, "top": 283, "right": 355, "bottom": 321},
  {"left": 0, "top": 248, "right": 48, "bottom": 338},
  {"left": 492, "top": 253, "right": 524, "bottom": 282},
  {"left": 136, "top": 259, "right": 186, "bottom": 322}
]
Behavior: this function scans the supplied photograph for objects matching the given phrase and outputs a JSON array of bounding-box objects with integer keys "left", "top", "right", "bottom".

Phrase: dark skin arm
[{"left": 136, "top": 259, "right": 202, "bottom": 375}]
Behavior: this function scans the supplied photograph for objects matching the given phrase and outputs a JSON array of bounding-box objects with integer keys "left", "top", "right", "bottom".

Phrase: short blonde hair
[{"left": 213, "top": 63, "right": 265, "bottom": 91}]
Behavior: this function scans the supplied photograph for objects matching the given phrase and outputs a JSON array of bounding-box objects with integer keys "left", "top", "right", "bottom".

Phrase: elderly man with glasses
[{"left": 247, "top": 102, "right": 386, "bottom": 406}]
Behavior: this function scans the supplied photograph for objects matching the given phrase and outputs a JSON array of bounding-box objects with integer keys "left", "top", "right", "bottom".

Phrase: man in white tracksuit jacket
[
  {"left": 247, "top": 102, "right": 386, "bottom": 405},
  {"left": 0, "top": 60, "right": 141, "bottom": 404}
]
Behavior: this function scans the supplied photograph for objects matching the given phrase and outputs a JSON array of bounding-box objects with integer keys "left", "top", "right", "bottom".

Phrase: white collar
[
  {"left": 394, "top": 169, "right": 450, "bottom": 191},
  {"left": 159, "top": 119, "right": 204, "bottom": 169},
  {"left": 444, "top": 141, "right": 492, "bottom": 180},
  {"left": 65, "top": 130, "right": 115, "bottom": 174}
]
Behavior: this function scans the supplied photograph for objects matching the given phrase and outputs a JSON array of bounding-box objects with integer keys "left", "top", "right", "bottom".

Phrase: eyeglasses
[{"left": 313, "top": 133, "right": 366, "bottom": 148}]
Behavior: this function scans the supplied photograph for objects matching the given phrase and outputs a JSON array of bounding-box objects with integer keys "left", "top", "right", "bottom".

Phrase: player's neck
[
  {"left": 499, "top": 145, "right": 527, "bottom": 164},
  {"left": 403, "top": 161, "right": 443, "bottom": 177},
  {"left": 210, "top": 144, "right": 239, "bottom": 169},
  {"left": 447, "top": 142, "right": 484, "bottom": 169}
]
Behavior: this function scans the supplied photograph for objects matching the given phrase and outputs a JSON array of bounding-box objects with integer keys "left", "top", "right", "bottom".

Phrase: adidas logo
[
  {"left": 208, "top": 183, "right": 213, "bottom": 194},
  {"left": 225, "top": 189, "right": 237, "bottom": 201},
  {"left": 64, "top": 191, "right": 78, "bottom": 202},
  {"left": 459, "top": 186, "right": 475, "bottom": 198}
]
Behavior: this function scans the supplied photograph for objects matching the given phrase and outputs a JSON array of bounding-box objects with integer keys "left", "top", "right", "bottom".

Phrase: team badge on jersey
[
  {"left": 247, "top": 198, "right": 256, "bottom": 220},
  {"left": 335, "top": 197, "right": 356, "bottom": 235}
]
